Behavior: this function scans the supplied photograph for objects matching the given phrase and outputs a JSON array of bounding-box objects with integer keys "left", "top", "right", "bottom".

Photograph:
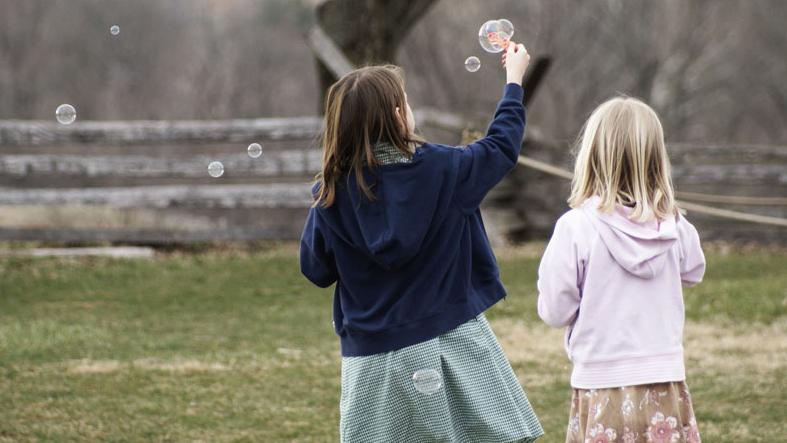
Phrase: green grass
[{"left": 0, "top": 244, "right": 785, "bottom": 442}]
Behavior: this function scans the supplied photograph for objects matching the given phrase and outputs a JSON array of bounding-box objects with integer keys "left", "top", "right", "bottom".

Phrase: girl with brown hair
[{"left": 301, "top": 41, "right": 543, "bottom": 442}]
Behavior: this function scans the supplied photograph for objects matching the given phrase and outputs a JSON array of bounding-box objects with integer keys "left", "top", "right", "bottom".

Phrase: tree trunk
[{"left": 314, "top": 0, "right": 438, "bottom": 111}]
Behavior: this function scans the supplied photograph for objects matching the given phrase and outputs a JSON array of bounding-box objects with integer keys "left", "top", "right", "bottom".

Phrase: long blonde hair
[
  {"left": 314, "top": 65, "right": 424, "bottom": 208},
  {"left": 568, "top": 96, "right": 677, "bottom": 221}
]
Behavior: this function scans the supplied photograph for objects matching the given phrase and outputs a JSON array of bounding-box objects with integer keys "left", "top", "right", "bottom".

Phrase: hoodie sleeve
[
  {"left": 537, "top": 212, "right": 587, "bottom": 328},
  {"left": 676, "top": 214, "right": 705, "bottom": 287},
  {"left": 454, "top": 83, "right": 525, "bottom": 213},
  {"left": 300, "top": 208, "right": 338, "bottom": 288}
]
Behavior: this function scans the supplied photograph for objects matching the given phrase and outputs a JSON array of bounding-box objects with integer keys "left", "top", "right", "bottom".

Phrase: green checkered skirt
[{"left": 340, "top": 314, "right": 544, "bottom": 442}]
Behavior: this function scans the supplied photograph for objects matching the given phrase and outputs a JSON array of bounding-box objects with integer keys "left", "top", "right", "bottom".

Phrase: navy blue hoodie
[{"left": 300, "top": 83, "right": 525, "bottom": 356}]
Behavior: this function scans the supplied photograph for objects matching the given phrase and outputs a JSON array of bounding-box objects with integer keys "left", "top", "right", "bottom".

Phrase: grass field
[{"left": 1, "top": 243, "right": 785, "bottom": 442}]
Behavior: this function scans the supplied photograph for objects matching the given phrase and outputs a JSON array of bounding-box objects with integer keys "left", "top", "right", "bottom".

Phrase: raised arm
[
  {"left": 454, "top": 42, "right": 530, "bottom": 212},
  {"left": 454, "top": 84, "right": 526, "bottom": 212}
]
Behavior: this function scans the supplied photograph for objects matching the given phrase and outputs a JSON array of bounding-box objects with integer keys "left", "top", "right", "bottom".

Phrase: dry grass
[
  {"left": 684, "top": 320, "right": 787, "bottom": 376},
  {"left": 494, "top": 318, "right": 787, "bottom": 379},
  {"left": 68, "top": 359, "right": 231, "bottom": 374},
  {"left": 0, "top": 245, "right": 784, "bottom": 442}
]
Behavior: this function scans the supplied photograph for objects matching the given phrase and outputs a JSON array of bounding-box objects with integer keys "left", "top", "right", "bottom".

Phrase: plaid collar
[{"left": 372, "top": 142, "right": 412, "bottom": 165}]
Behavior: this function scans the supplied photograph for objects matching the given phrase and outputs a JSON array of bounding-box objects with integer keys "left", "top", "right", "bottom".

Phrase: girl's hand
[{"left": 501, "top": 41, "right": 530, "bottom": 86}]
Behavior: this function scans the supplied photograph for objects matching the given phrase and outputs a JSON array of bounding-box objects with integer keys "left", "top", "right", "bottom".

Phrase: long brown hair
[{"left": 314, "top": 65, "right": 424, "bottom": 208}]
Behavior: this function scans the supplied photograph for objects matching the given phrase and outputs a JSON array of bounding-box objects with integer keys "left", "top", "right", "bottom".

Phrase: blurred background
[
  {"left": 1, "top": 2, "right": 786, "bottom": 442},
  {"left": 3, "top": 0, "right": 786, "bottom": 142},
  {"left": 0, "top": 0, "right": 785, "bottom": 246}
]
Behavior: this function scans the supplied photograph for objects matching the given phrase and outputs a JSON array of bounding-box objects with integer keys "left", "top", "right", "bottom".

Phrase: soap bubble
[
  {"left": 497, "top": 19, "right": 514, "bottom": 39},
  {"left": 247, "top": 143, "right": 263, "bottom": 159},
  {"left": 412, "top": 369, "right": 442, "bottom": 395},
  {"left": 464, "top": 56, "right": 481, "bottom": 73},
  {"left": 110, "top": 25, "right": 120, "bottom": 36},
  {"left": 55, "top": 104, "right": 76, "bottom": 125},
  {"left": 207, "top": 161, "right": 224, "bottom": 178},
  {"left": 478, "top": 20, "right": 500, "bottom": 53},
  {"left": 478, "top": 19, "right": 514, "bottom": 53}
]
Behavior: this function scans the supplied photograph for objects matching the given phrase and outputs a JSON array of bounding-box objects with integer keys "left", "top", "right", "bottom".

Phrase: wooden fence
[
  {"left": 0, "top": 113, "right": 460, "bottom": 245},
  {"left": 513, "top": 141, "right": 787, "bottom": 243},
  {"left": 0, "top": 116, "right": 784, "bottom": 245}
]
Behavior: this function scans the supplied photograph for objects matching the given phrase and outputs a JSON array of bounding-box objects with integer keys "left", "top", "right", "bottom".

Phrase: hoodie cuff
[{"left": 503, "top": 83, "right": 524, "bottom": 102}]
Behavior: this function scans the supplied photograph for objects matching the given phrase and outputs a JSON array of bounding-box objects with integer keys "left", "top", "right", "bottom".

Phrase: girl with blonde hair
[{"left": 537, "top": 97, "right": 706, "bottom": 443}]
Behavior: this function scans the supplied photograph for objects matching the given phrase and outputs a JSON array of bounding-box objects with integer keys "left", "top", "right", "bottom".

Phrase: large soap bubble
[
  {"left": 497, "top": 19, "right": 514, "bottom": 39},
  {"left": 478, "top": 19, "right": 515, "bottom": 53}
]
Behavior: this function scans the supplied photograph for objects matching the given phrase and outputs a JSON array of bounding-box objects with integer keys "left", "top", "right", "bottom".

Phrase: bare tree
[
  {"left": 313, "top": 0, "right": 437, "bottom": 107},
  {"left": 400, "top": 0, "right": 787, "bottom": 145},
  {"left": 0, "top": 0, "right": 785, "bottom": 146}
]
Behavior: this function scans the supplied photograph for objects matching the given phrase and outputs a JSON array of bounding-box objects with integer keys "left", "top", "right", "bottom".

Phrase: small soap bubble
[
  {"left": 464, "top": 56, "right": 481, "bottom": 72},
  {"left": 207, "top": 161, "right": 224, "bottom": 178},
  {"left": 478, "top": 19, "right": 514, "bottom": 53},
  {"left": 247, "top": 142, "right": 263, "bottom": 159},
  {"left": 55, "top": 104, "right": 76, "bottom": 125},
  {"left": 110, "top": 25, "right": 120, "bottom": 36},
  {"left": 412, "top": 369, "right": 442, "bottom": 395}
]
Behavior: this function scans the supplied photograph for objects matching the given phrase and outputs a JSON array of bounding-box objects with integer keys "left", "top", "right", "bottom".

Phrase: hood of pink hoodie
[{"left": 581, "top": 196, "right": 678, "bottom": 279}]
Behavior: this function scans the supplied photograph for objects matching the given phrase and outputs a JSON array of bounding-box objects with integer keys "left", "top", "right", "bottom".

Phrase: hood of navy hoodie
[
  {"left": 581, "top": 196, "right": 678, "bottom": 279},
  {"left": 314, "top": 151, "right": 452, "bottom": 271}
]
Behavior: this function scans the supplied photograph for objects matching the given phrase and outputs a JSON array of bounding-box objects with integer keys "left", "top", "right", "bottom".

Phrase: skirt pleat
[{"left": 340, "top": 314, "right": 543, "bottom": 443}]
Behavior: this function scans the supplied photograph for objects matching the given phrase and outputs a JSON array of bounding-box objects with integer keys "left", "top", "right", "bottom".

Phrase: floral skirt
[{"left": 566, "top": 381, "right": 700, "bottom": 443}]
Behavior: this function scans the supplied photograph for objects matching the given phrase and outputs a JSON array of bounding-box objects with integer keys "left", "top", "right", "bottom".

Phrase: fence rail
[
  {"left": 0, "top": 227, "right": 294, "bottom": 244},
  {"left": 0, "top": 116, "right": 784, "bottom": 244},
  {"left": 0, "top": 117, "right": 323, "bottom": 146}
]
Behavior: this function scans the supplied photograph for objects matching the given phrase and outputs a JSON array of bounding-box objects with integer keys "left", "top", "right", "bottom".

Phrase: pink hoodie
[{"left": 537, "top": 196, "right": 706, "bottom": 389}]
